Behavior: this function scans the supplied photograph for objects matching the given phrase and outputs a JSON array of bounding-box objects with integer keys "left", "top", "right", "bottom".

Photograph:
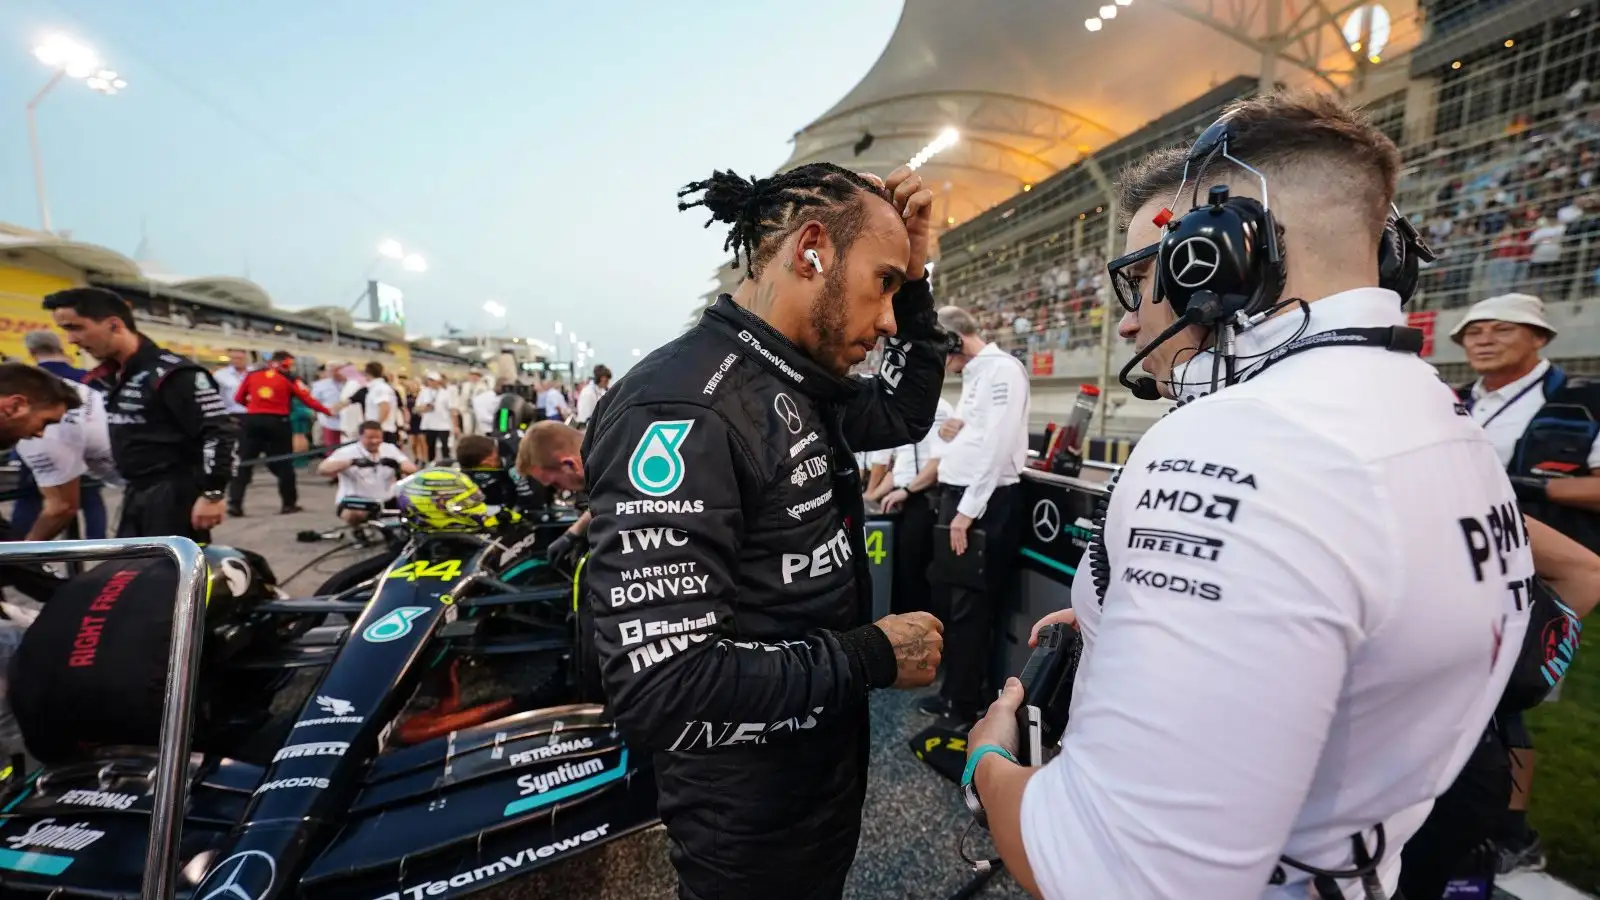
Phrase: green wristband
[{"left": 961, "top": 743, "right": 1017, "bottom": 788}]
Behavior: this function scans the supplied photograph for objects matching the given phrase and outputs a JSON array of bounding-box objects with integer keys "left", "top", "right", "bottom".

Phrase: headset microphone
[{"left": 1115, "top": 293, "right": 1232, "bottom": 400}]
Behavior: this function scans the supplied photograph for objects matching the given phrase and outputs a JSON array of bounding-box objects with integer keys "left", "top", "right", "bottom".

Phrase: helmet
[{"left": 395, "top": 466, "right": 493, "bottom": 533}]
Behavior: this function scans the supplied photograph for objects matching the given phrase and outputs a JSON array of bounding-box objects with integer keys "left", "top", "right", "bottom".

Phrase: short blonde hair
[{"left": 515, "top": 420, "right": 582, "bottom": 474}]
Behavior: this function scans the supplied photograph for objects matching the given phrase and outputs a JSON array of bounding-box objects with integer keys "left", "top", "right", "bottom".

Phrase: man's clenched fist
[{"left": 874, "top": 611, "right": 944, "bottom": 688}]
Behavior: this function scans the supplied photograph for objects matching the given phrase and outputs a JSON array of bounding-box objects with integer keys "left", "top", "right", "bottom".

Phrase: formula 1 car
[{"left": 0, "top": 471, "right": 655, "bottom": 900}]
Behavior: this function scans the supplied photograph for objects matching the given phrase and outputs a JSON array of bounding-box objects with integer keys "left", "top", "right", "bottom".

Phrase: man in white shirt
[
  {"left": 360, "top": 361, "right": 400, "bottom": 444},
  {"left": 1450, "top": 291, "right": 1600, "bottom": 875},
  {"left": 14, "top": 378, "right": 121, "bottom": 541},
  {"left": 921, "top": 306, "right": 1030, "bottom": 723},
  {"left": 574, "top": 364, "right": 610, "bottom": 428},
  {"left": 415, "top": 372, "right": 455, "bottom": 461},
  {"left": 316, "top": 421, "right": 417, "bottom": 523},
  {"left": 211, "top": 348, "right": 250, "bottom": 417},
  {"left": 963, "top": 92, "right": 1531, "bottom": 900},
  {"left": 310, "top": 364, "right": 344, "bottom": 448},
  {"left": 537, "top": 380, "right": 570, "bottom": 422}
]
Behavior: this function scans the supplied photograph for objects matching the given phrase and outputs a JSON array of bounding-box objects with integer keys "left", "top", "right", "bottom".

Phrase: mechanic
[
  {"left": 317, "top": 420, "right": 417, "bottom": 523},
  {"left": 13, "top": 374, "right": 121, "bottom": 541},
  {"left": 455, "top": 433, "right": 543, "bottom": 513},
  {"left": 583, "top": 162, "right": 951, "bottom": 899},
  {"left": 45, "top": 287, "right": 239, "bottom": 541},
  {"left": 9, "top": 331, "right": 107, "bottom": 541},
  {"left": 1446, "top": 291, "right": 1600, "bottom": 874},
  {"left": 0, "top": 362, "right": 85, "bottom": 603},
  {"left": 960, "top": 92, "right": 1532, "bottom": 900},
  {"left": 515, "top": 420, "right": 588, "bottom": 564},
  {"left": 228, "top": 350, "right": 331, "bottom": 516},
  {"left": 918, "top": 304, "right": 1031, "bottom": 725}
]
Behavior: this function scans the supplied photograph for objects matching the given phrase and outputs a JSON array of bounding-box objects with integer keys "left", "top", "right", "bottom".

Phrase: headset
[{"left": 1116, "top": 114, "right": 1436, "bottom": 400}]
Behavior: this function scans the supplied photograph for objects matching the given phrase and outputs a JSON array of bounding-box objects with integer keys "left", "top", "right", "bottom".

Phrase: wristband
[{"left": 961, "top": 744, "right": 1017, "bottom": 788}]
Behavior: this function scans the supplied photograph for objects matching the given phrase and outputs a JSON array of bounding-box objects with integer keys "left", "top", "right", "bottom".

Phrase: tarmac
[{"left": 213, "top": 470, "right": 1031, "bottom": 900}]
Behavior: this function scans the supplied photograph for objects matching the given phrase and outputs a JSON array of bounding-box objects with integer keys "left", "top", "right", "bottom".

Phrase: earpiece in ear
[{"left": 804, "top": 249, "right": 824, "bottom": 274}]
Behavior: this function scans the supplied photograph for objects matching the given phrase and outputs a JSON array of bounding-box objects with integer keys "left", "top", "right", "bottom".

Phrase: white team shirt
[
  {"left": 576, "top": 381, "right": 605, "bottom": 424},
  {"left": 891, "top": 397, "right": 954, "bottom": 487},
  {"left": 212, "top": 365, "right": 248, "bottom": 415},
  {"left": 416, "top": 386, "right": 453, "bottom": 431},
  {"left": 471, "top": 389, "right": 499, "bottom": 434},
  {"left": 327, "top": 441, "right": 410, "bottom": 502},
  {"left": 1025, "top": 288, "right": 1533, "bottom": 899},
  {"left": 310, "top": 378, "right": 342, "bottom": 432},
  {"left": 938, "top": 343, "right": 1031, "bottom": 518},
  {"left": 338, "top": 380, "right": 367, "bottom": 441},
  {"left": 363, "top": 379, "right": 400, "bottom": 432},
  {"left": 15, "top": 382, "right": 121, "bottom": 489},
  {"left": 1466, "top": 358, "right": 1600, "bottom": 469}
]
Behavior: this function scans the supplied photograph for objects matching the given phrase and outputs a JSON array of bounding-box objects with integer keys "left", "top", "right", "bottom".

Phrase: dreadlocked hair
[{"left": 678, "top": 162, "right": 892, "bottom": 279}]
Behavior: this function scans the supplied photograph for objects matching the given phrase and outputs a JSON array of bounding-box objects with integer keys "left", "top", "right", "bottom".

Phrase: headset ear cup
[
  {"left": 1378, "top": 219, "right": 1419, "bottom": 303},
  {"left": 1227, "top": 197, "right": 1285, "bottom": 317}
]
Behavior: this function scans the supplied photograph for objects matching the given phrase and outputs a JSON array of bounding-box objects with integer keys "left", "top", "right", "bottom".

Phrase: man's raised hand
[{"left": 884, "top": 166, "right": 934, "bottom": 280}]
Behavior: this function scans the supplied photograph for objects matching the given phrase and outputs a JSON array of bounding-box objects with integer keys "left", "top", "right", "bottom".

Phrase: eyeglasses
[{"left": 1108, "top": 242, "right": 1159, "bottom": 313}]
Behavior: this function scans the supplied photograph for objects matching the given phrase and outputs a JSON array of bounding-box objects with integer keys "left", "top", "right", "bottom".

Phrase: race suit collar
[
  {"left": 703, "top": 294, "right": 860, "bottom": 402},
  {"left": 1173, "top": 287, "right": 1406, "bottom": 400},
  {"left": 88, "top": 335, "right": 163, "bottom": 388}
]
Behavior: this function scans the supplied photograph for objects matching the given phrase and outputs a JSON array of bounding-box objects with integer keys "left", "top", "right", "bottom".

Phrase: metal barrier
[{"left": 0, "top": 537, "right": 208, "bottom": 900}]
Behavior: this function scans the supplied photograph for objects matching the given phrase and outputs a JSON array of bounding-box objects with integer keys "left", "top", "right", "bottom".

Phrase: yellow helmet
[{"left": 394, "top": 467, "right": 492, "bottom": 533}]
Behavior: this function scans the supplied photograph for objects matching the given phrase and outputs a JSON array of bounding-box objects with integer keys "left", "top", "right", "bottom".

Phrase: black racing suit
[
  {"left": 88, "top": 337, "right": 239, "bottom": 542},
  {"left": 582, "top": 283, "right": 947, "bottom": 899}
]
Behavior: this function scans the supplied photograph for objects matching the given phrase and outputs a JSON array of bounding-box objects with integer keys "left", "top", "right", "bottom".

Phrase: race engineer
[
  {"left": 13, "top": 375, "right": 121, "bottom": 541},
  {"left": 228, "top": 350, "right": 332, "bottom": 516},
  {"left": 45, "top": 287, "right": 239, "bottom": 541},
  {"left": 960, "top": 92, "right": 1533, "bottom": 900},
  {"left": 316, "top": 420, "right": 417, "bottom": 523},
  {"left": 583, "top": 162, "right": 951, "bottom": 899}
]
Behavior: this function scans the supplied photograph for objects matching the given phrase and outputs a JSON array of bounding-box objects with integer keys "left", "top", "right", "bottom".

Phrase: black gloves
[
  {"left": 546, "top": 528, "right": 588, "bottom": 567},
  {"left": 380, "top": 457, "right": 403, "bottom": 473},
  {"left": 1509, "top": 475, "right": 1549, "bottom": 503}
]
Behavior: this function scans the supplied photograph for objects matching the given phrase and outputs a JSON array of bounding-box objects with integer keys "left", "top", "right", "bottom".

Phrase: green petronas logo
[{"left": 628, "top": 420, "right": 695, "bottom": 497}]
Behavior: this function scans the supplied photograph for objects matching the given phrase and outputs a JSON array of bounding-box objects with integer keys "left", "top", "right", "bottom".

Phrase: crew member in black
[
  {"left": 45, "top": 288, "right": 238, "bottom": 541},
  {"left": 584, "top": 163, "right": 950, "bottom": 899}
]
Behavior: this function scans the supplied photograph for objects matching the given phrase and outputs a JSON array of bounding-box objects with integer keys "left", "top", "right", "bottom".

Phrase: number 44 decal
[
  {"left": 864, "top": 530, "right": 886, "bottom": 566},
  {"left": 386, "top": 560, "right": 463, "bottom": 582}
]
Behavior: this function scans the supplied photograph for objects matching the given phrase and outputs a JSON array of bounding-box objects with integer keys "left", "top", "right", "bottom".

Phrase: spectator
[
  {"left": 575, "top": 364, "right": 611, "bottom": 428},
  {"left": 310, "top": 364, "right": 344, "bottom": 448},
  {"left": 211, "top": 348, "right": 250, "bottom": 418},
  {"left": 362, "top": 362, "right": 401, "bottom": 444},
  {"left": 415, "top": 372, "right": 454, "bottom": 462},
  {"left": 23, "top": 330, "right": 84, "bottom": 381}
]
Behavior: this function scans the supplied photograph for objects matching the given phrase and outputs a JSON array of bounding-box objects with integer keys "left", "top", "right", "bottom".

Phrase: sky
[{"left": 0, "top": 0, "right": 907, "bottom": 375}]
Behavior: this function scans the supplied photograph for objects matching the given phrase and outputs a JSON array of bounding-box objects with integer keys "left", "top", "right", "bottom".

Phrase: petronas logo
[{"left": 628, "top": 420, "right": 694, "bottom": 497}]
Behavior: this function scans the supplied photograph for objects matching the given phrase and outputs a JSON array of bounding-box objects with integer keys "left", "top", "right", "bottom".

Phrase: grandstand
[
  {"left": 0, "top": 224, "right": 483, "bottom": 375},
  {"left": 934, "top": 0, "right": 1600, "bottom": 419}
]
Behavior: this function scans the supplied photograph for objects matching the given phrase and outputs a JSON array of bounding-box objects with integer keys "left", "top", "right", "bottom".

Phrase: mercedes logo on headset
[
  {"left": 774, "top": 393, "right": 803, "bottom": 435},
  {"left": 1032, "top": 500, "right": 1061, "bottom": 543},
  {"left": 197, "top": 850, "right": 276, "bottom": 900},
  {"left": 1169, "top": 235, "right": 1222, "bottom": 289}
]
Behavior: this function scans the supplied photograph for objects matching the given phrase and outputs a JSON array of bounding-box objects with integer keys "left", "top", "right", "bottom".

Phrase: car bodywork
[{"left": 0, "top": 524, "right": 657, "bottom": 900}]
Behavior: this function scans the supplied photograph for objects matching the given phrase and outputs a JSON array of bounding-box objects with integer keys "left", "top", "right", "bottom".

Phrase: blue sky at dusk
[{"left": 0, "top": 0, "right": 904, "bottom": 372}]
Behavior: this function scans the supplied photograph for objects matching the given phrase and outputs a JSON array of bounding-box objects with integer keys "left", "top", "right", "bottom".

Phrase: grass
[{"left": 1525, "top": 647, "right": 1600, "bottom": 893}]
